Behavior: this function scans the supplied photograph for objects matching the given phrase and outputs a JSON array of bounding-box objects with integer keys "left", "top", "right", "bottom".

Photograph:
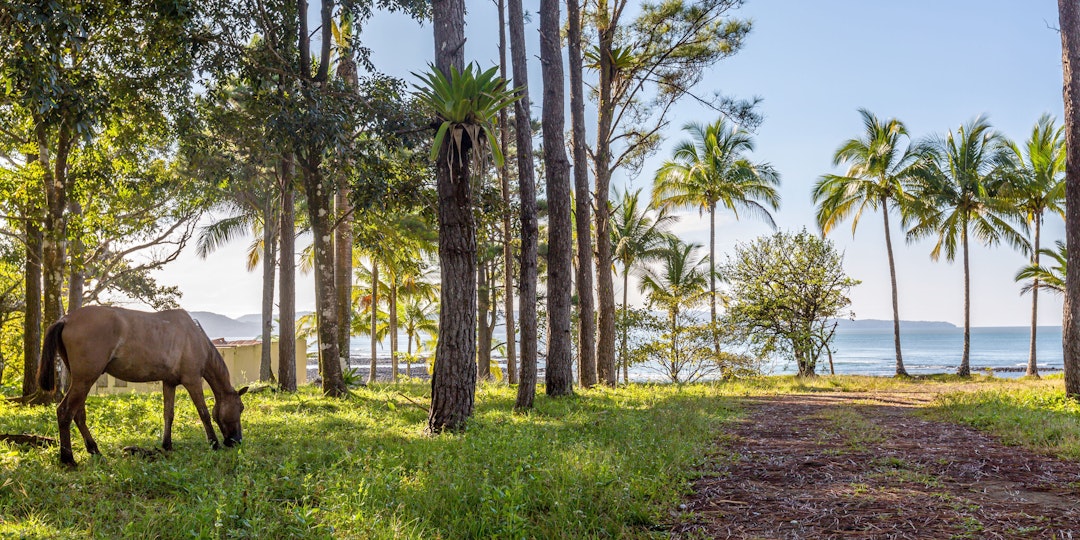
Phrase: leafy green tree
[
  {"left": 653, "top": 118, "right": 780, "bottom": 355},
  {"left": 587, "top": 0, "right": 754, "bottom": 386},
  {"left": 638, "top": 236, "right": 710, "bottom": 382},
  {"left": 812, "top": 109, "right": 925, "bottom": 377},
  {"left": 724, "top": 230, "right": 859, "bottom": 377},
  {"left": 611, "top": 187, "right": 676, "bottom": 383},
  {"left": 907, "top": 117, "right": 1027, "bottom": 378},
  {"left": 999, "top": 114, "right": 1066, "bottom": 378}
]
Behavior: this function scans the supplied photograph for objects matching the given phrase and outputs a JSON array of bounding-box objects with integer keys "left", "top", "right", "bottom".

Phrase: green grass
[
  {"left": 927, "top": 381, "right": 1080, "bottom": 460},
  {"left": 0, "top": 383, "right": 737, "bottom": 539}
]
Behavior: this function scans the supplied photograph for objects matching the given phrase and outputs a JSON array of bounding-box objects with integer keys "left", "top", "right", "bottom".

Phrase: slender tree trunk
[
  {"left": 261, "top": 198, "right": 278, "bottom": 382},
  {"left": 368, "top": 260, "right": 379, "bottom": 384},
  {"left": 39, "top": 121, "right": 69, "bottom": 327},
  {"left": 477, "top": 260, "right": 492, "bottom": 380},
  {"left": 301, "top": 162, "right": 347, "bottom": 396},
  {"left": 428, "top": 0, "right": 478, "bottom": 432},
  {"left": 881, "top": 197, "right": 907, "bottom": 377},
  {"left": 278, "top": 154, "right": 298, "bottom": 392},
  {"left": 540, "top": 0, "right": 574, "bottom": 397},
  {"left": 497, "top": 0, "right": 518, "bottom": 385},
  {"left": 67, "top": 201, "right": 84, "bottom": 311},
  {"left": 1027, "top": 216, "right": 1042, "bottom": 378},
  {"left": 509, "top": 0, "right": 540, "bottom": 410},
  {"left": 959, "top": 225, "right": 971, "bottom": 378},
  {"left": 708, "top": 204, "right": 718, "bottom": 353},
  {"left": 1060, "top": 0, "right": 1080, "bottom": 399},
  {"left": 335, "top": 187, "right": 353, "bottom": 375},
  {"left": 390, "top": 276, "right": 399, "bottom": 382},
  {"left": 621, "top": 269, "right": 630, "bottom": 384},
  {"left": 22, "top": 218, "right": 43, "bottom": 400},
  {"left": 567, "top": 0, "right": 595, "bottom": 389},
  {"left": 594, "top": 7, "right": 618, "bottom": 386}
]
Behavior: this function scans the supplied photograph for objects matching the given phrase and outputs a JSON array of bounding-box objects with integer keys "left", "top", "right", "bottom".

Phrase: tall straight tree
[
  {"left": 496, "top": 0, "right": 518, "bottom": 385},
  {"left": 540, "top": 0, "right": 574, "bottom": 396},
  {"left": 1060, "top": 0, "right": 1080, "bottom": 399},
  {"left": 812, "top": 110, "right": 923, "bottom": 378},
  {"left": 427, "top": 0, "right": 477, "bottom": 432},
  {"left": 567, "top": 0, "right": 596, "bottom": 388},
  {"left": 653, "top": 118, "right": 780, "bottom": 356},
  {"left": 278, "top": 153, "right": 298, "bottom": 392},
  {"left": 587, "top": 0, "right": 753, "bottom": 386},
  {"left": 907, "top": 118, "right": 1028, "bottom": 378},
  {"left": 509, "top": 0, "right": 540, "bottom": 410},
  {"left": 1000, "top": 115, "right": 1065, "bottom": 378}
]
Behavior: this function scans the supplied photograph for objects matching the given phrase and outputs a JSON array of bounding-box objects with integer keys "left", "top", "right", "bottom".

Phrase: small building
[{"left": 89, "top": 338, "right": 307, "bottom": 395}]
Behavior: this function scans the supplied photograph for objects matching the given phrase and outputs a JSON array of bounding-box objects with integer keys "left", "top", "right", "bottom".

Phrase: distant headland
[{"left": 831, "top": 319, "right": 958, "bottom": 331}]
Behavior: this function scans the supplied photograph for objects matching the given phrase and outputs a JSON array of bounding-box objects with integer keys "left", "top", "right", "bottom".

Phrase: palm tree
[
  {"left": 611, "top": 187, "right": 676, "bottom": 383},
  {"left": 652, "top": 118, "right": 780, "bottom": 354},
  {"left": 1016, "top": 240, "right": 1067, "bottom": 296},
  {"left": 812, "top": 109, "right": 925, "bottom": 377},
  {"left": 399, "top": 295, "right": 440, "bottom": 378},
  {"left": 999, "top": 114, "right": 1066, "bottom": 378},
  {"left": 907, "top": 117, "right": 1028, "bottom": 377},
  {"left": 638, "top": 236, "right": 709, "bottom": 383}
]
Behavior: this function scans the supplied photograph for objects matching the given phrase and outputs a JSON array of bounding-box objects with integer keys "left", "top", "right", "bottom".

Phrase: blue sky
[{"left": 160, "top": 0, "right": 1067, "bottom": 327}]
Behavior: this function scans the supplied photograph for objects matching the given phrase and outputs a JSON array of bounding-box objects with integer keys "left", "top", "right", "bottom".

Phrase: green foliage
[
  {"left": 413, "top": 63, "right": 519, "bottom": 167},
  {"left": 1015, "top": 240, "right": 1067, "bottom": 295},
  {"left": 723, "top": 230, "right": 859, "bottom": 377},
  {"left": 929, "top": 385, "right": 1080, "bottom": 460},
  {"left": 0, "top": 384, "right": 735, "bottom": 538}
]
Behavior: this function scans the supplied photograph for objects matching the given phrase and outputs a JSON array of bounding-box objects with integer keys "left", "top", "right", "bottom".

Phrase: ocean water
[
  {"left": 770, "top": 326, "right": 1065, "bottom": 378},
  {"left": 319, "top": 326, "right": 1064, "bottom": 380}
]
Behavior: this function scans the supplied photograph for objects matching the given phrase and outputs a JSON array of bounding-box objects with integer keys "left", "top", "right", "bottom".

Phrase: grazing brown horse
[{"left": 37, "top": 306, "right": 248, "bottom": 465}]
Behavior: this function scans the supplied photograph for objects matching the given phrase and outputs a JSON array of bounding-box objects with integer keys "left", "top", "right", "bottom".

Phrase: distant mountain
[
  {"left": 833, "top": 319, "right": 957, "bottom": 331},
  {"left": 189, "top": 312, "right": 262, "bottom": 340}
]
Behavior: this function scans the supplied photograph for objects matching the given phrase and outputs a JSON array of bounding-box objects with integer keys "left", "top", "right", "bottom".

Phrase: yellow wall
[{"left": 89, "top": 338, "right": 307, "bottom": 395}]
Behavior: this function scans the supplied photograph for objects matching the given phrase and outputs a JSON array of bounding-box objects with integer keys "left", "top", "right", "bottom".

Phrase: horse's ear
[{"left": 237, "top": 386, "right": 249, "bottom": 396}]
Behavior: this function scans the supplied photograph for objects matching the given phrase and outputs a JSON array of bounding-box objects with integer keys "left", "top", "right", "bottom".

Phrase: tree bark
[
  {"left": 593, "top": 0, "right": 618, "bottom": 387},
  {"left": 567, "top": 0, "right": 596, "bottom": 389},
  {"left": 959, "top": 224, "right": 971, "bottom": 378},
  {"left": 881, "top": 196, "right": 907, "bottom": 377},
  {"left": 621, "top": 269, "right": 630, "bottom": 384},
  {"left": 1027, "top": 215, "right": 1042, "bottom": 378},
  {"left": 302, "top": 161, "right": 347, "bottom": 396},
  {"left": 540, "top": 0, "right": 574, "bottom": 397},
  {"left": 22, "top": 218, "right": 43, "bottom": 400},
  {"left": 335, "top": 187, "right": 353, "bottom": 375},
  {"left": 39, "top": 120, "right": 69, "bottom": 327},
  {"left": 390, "top": 275, "right": 399, "bottom": 381},
  {"left": 428, "top": 0, "right": 478, "bottom": 433},
  {"left": 67, "top": 201, "right": 84, "bottom": 311},
  {"left": 1061, "top": 0, "right": 1080, "bottom": 399},
  {"left": 509, "top": 0, "right": 540, "bottom": 410},
  {"left": 709, "top": 204, "right": 718, "bottom": 353},
  {"left": 477, "top": 259, "right": 493, "bottom": 380},
  {"left": 278, "top": 154, "right": 298, "bottom": 392},
  {"left": 368, "top": 260, "right": 379, "bottom": 385},
  {"left": 261, "top": 196, "right": 278, "bottom": 382},
  {"left": 497, "top": 0, "right": 518, "bottom": 385}
]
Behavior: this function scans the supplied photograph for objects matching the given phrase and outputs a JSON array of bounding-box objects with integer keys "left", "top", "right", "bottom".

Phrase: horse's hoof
[{"left": 210, "top": 441, "right": 221, "bottom": 451}]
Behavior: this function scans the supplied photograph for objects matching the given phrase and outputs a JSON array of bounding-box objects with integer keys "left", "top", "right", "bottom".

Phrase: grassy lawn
[{"left": 0, "top": 383, "right": 737, "bottom": 539}]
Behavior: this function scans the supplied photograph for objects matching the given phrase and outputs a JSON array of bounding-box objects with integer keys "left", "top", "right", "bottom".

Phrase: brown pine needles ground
[{"left": 671, "top": 390, "right": 1080, "bottom": 539}]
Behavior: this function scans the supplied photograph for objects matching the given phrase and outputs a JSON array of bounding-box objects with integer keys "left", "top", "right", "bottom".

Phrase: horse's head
[{"left": 213, "top": 386, "right": 248, "bottom": 447}]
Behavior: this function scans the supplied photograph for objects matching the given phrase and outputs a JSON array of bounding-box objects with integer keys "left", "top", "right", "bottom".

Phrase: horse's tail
[{"left": 38, "top": 320, "right": 67, "bottom": 393}]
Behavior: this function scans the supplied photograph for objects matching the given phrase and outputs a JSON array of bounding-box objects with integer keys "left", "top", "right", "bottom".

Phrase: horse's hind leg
[
  {"left": 56, "top": 380, "right": 94, "bottom": 465},
  {"left": 161, "top": 383, "right": 176, "bottom": 451},
  {"left": 184, "top": 382, "right": 221, "bottom": 450},
  {"left": 74, "top": 403, "right": 99, "bottom": 455}
]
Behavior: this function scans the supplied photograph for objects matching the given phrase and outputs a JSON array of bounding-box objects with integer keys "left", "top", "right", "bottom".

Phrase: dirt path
[{"left": 671, "top": 392, "right": 1080, "bottom": 539}]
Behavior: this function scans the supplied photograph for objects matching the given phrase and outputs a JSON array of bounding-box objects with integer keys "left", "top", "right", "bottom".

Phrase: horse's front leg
[
  {"left": 184, "top": 382, "right": 220, "bottom": 450},
  {"left": 161, "top": 383, "right": 176, "bottom": 451}
]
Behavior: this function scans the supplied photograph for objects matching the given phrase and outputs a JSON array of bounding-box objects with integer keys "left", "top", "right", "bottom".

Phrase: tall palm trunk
[
  {"left": 540, "top": 0, "right": 574, "bottom": 397},
  {"left": 477, "top": 260, "right": 492, "bottom": 380},
  {"left": 335, "top": 188, "right": 353, "bottom": 374},
  {"left": 1027, "top": 216, "right": 1042, "bottom": 378},
  {"left": 568, "top": 0, "right": 596, "bottom": 389},
  {"left": 367, "top": 260, "right": 379, "bottom": 384},
  {"left": 509, "top": 0, "right": 540, "bottom": 410},
  {"left": 278, "top": 154, "right": 298, "bottom": 392},
  {"left": 881, "top": 196, "right": 907, "bottom": 377},
  {"left": 959, "top": 224, "right": 971, "bottom": 378},
  {"left": 1060, "top": 0, "right": 1080, "bottom": 399},
  {"left": 390, "top": 276, "right": 399, "bottom": 382},
  {"left": 496, "top": 0, "right": 518, "bottom": 385},
  {"left": 621, "top": 269, "right": 630, "bottom": 384}
]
